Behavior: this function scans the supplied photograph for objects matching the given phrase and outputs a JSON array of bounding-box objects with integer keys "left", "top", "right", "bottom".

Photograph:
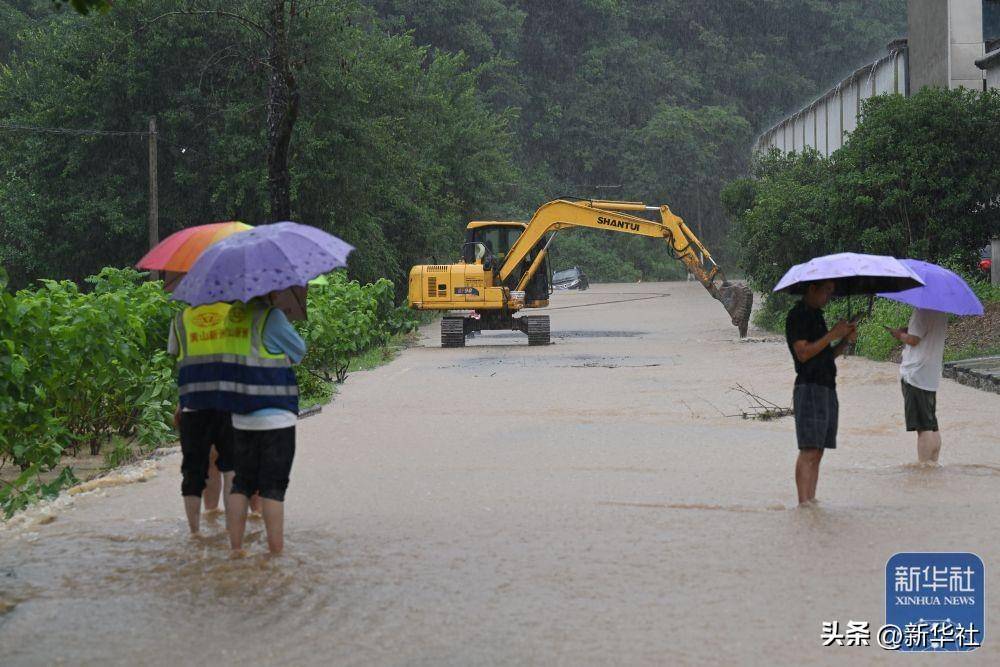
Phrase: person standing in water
[
  {"left": 169, "top": 306, "right": 238, "bottom": 534},
  {"left": 785, "top": 280, "right": 857, "bottom": 506},
  {"left": 225, "top": 295, "right": 306, "bottom": 556},
  {"left": 888, "top": 307, "right": 949, "bottom": 463}
]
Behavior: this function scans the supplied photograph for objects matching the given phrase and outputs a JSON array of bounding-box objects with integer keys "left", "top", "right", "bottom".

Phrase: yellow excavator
[{"left": 408, "top": 198, "right": 753, "bottom": 347}]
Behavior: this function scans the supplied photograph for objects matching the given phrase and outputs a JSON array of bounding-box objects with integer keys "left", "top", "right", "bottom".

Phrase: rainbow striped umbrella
[
  {"left": 137, "top": 221, "right": 252, "bottom": 272},
  {"left": 137, "top": 221, "right": 252, "bottom": 291}
]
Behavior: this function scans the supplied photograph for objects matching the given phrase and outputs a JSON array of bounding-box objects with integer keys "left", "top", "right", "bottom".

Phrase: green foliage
[
  {"left": 831, "top": 88, "right": 1000, "bottom": 263},
  {"left": 753, "top": 292, "right": 912, "bottom": 362},
  {"left": 824, "top": 298, "right": 913, "bottom": 361},
  {"left": 0, "top": 0, "right": 518, "bottom": 290},
  {"left": 297, "top": 271, "right": 417, "bottom": 390},
  {"left": 0, "top": 464, "right": 78, "bottom": 518},
  {"left": 729, "top": 88, "right": 1000, "bottom": 331},
  {"left": 0, "top": 263, "right": 412, "bottom": 516},
  {"left": 731, "top": 148, "right": 839, "bottom": 294},
  {"left": 0, "top": 266, "right": 178, "bottom": 517},
  {"left": 373, "top": 0, "right": 905, "bottom": 277},
  {"left": 51, "top": 0, "right": 112, "bottom": 15},
  {"left": 0, "top": 0, "right": 909, "bottom": 288}
]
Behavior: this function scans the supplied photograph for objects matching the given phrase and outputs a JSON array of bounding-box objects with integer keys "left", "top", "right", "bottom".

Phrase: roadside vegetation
[
  {"left": 0, "top": 267, "right": 415, "bottom": 517},
  {"left": 724, "top": 87, "right": 1000, "bottom": 360}
]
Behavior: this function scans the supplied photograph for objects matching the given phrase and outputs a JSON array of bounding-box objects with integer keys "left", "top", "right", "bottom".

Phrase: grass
[{"left": 944, "top": 345, "right": 1000, "bottom": 363}]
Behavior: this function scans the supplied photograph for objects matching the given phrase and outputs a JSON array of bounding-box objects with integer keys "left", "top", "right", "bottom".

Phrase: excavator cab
[{"left": 463, "top": 222, "right": 551, "bottom": 305}]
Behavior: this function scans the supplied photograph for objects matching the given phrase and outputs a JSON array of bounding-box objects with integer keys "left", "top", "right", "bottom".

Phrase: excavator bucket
[{"left": 717, "top": 282, "right": 753, "bottom": 338}]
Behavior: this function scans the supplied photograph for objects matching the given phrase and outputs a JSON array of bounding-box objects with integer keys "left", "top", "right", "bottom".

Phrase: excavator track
[{"left": 441, "top": 317, "right": 466, "bottom": 348}]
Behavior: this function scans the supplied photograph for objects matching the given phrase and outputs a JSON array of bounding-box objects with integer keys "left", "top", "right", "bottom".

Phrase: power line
[
  {"left": 0, "top": 121, "right": 196, "bottom": 153},
  {"left": 0, "top": 122, "right": 150, "bottom": 137}
]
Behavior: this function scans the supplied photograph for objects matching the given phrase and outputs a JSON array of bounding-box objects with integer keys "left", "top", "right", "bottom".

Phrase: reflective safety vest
[{"left": 174, "top": 301, "right": 298, "bottom": 414}]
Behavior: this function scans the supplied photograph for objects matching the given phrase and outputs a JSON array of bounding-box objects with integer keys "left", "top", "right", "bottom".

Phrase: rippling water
[{"left": 3, "top": 284, "right": 998, "bottom": 665}]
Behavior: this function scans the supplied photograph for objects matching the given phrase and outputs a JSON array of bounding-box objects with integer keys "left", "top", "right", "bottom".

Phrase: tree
[
  {"left": 832, "top": 88, "right": 1000, "bottom": 264},
  {"left": 725, "top": 87, "right": 1000, "bottom": 298},
  {"left": 623, "top": 104, "right": 752, "bottom": 250},
  {"left": 726, "top": 148, "right": 838, "bottom": 293},
  {"left": 0, "top": 0, "right": 516, "bottom": 288}
]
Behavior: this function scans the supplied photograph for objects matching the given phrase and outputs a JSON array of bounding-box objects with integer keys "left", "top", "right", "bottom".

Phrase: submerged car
[{"left": 552, "top": 266, "right": 589, "bottom": 290}]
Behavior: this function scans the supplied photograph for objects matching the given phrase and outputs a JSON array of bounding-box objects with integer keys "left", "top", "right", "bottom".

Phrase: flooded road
[{"left": 2, "top": 282, "right": 999, "bottom": 665}]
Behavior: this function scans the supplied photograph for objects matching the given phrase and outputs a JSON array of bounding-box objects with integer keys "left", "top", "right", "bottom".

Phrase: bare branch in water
[{"left": 729, "top": 384, "right": 794, "bottom": 421}]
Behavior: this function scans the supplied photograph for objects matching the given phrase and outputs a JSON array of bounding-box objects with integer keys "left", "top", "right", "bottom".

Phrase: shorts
[
  {"left": 793, "top": 383, "right": 838, "bottom": 450},
  {"left": 230, "top": 427, "right": 296, "bottom": 502},
  {"left": 179, "top": 410, "right": 234, "bottom": 497},
  {"left": 902, "top": 380, "right": 938, "bottom": 432}
]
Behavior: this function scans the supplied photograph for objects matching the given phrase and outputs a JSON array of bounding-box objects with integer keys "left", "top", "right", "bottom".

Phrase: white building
[{"left": 755, "top": 0, "right": 999, "bottom": 155}]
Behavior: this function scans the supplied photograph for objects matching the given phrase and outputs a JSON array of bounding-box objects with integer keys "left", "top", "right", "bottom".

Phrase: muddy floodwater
[{"left": 2, "top": 283, "right": 998, "bottom": 665}]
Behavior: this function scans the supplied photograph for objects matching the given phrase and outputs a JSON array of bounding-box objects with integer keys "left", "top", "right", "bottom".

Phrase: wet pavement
[{"left": 2, "top": 283, "right": 999, "bottom": 665}]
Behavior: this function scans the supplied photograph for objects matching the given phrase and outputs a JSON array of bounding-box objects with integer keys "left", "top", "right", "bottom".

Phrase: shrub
[
  {"left": 0, "top": 267, "right": 179, "bottom": 516},
  {"left": 0, "top": 265, "right": 412, "bottom": 516},
  {"left": 297, "top": 272, "right": 417, "bottom": 387}
]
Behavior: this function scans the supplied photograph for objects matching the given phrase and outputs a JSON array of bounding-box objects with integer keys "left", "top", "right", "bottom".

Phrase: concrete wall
[
  {"left": 951, "top": 0, "right": 987, "bottom": 88},
  {"left": 908, "top": 0, "right": 985, "bottom": 90},
  {"left": 908, "top": 0, "right": 950, "bottom": 89}
]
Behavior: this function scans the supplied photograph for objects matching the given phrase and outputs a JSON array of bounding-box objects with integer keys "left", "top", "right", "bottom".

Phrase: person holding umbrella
[
  {"left": 173, "top": 222, "right": 353, "bottom": 555},
  {"left": 879, "top": 260, "right": 985, "bottom": 464},
  {"left": 138, "top": 221, "right": 251, "bottom": 534},
  {"left": 784, "top": 280, "right": 857, "bottom": 505},
  {"left": 774, "top": 253, "right": 924, "bottom": 505}
]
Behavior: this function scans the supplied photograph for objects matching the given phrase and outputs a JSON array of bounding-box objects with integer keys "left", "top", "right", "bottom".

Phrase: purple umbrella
[
  {"left": 773, "top": 252, "right": 924, "bottom": 296},
  {"left": 172, "top": 222, "right": 354, "bottom": 306},
  {"left": 876, "top": 259, "right": 984, "bottom": 316}
]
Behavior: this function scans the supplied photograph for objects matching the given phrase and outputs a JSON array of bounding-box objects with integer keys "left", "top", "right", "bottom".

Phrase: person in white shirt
[{"left": 888, "top": 307, "right": 949, "bottom": 463}]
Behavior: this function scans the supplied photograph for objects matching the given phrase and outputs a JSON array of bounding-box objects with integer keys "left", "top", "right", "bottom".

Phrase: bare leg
[
  {"left": 250, "top": 493, "right": 262, "bottom": 516},
  {"left": 917, "top": 430, "right": 941, "bottom": 463},
  {"left": 222, "top": 471, "right": 235, "bottom": 512},
  {"left": 227, "top": 493, "right": 250, "bottom": 552},
  {"left": 183, "top": 496, "right": 202, "bottom": 533},
  {"left": 795, "top": 449, "right": 824, "bottom": 505},
  {"left": 203, "top": 448, "right": 222, "bottom": 512},
  {"left": 261, "top": 498, "right": 285, "bottom": 554},
  {"left": 808, "top": 448, "right": 824, "bottom": 500}
]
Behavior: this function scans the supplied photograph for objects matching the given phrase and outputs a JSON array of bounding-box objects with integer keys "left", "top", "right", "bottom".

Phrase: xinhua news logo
[
  {"left": 885, "top": 552, "right": 984, "bottom": 651},
  {"left": 821, "top": 553, "right": 984, "bottom": 651}
]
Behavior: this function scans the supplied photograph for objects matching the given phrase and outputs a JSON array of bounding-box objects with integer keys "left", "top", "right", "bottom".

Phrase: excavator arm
[{"left": 499, "top": 199, "right": 753, "bottom": 336}]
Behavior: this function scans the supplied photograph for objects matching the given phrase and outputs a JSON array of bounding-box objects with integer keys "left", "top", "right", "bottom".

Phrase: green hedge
[{"left": 0, "top": 267, "right": 415, "bottom": 517}]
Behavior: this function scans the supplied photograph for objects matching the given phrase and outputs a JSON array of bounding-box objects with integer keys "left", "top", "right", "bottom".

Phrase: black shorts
[
  {"left": 230, "top": 427, "right": 296, "bottom": 502},
  {"left": 902, "top": 379, "right": 938, "bottom": 432},
  {"left": 793, "top": 383, "right": 838, "bottom": 450},
  {"left": 179, "top": 410, "right": 234, "bottom": 497}
]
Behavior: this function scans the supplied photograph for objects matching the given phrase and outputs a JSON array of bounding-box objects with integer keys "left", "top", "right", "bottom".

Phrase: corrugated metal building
[
  {"left": 755, "top": 0, "right": 998, "bottom": 155},
  {"left": 754, "top": 42, "right": 908, "bottom": 155}
]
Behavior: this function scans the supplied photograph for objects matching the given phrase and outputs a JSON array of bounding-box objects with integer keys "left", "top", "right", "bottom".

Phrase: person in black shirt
[{"left": 785, "top": 280, "right": 856, "bottom": 506}]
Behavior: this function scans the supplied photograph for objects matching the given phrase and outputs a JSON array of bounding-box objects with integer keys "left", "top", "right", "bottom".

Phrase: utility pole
[{"left": 148, "top": 116, "right": 159, "bottom": 279}]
